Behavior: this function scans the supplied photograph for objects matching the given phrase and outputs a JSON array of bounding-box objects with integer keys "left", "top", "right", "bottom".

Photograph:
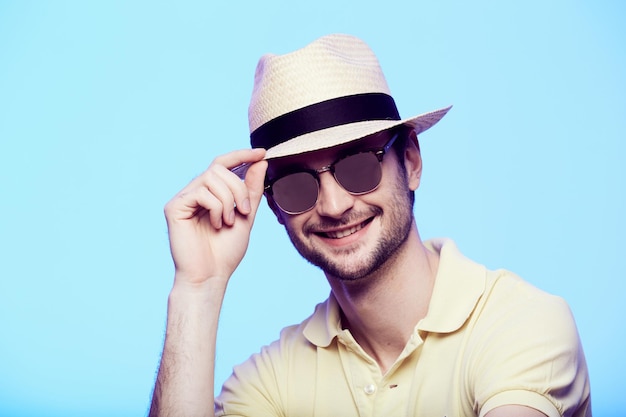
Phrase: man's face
[{"left": 266, "top": 130, "right": 420, "bottom": 282}]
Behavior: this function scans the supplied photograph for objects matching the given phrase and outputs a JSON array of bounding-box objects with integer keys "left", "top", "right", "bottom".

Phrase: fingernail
[
  {"left": 228, "top": 210, "right": 235, "bottom": 224},
  {"left": 242, "top": 198, "right": 251, "bottom": 213}
]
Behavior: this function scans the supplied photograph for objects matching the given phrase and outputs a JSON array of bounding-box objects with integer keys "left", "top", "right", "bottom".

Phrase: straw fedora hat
[{"left": 249, "top": 33, "right": 452, "bottom": 159}]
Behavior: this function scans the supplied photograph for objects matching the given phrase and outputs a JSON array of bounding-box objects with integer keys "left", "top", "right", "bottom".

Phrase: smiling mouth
[{"left": 318, "top": 218, "right": 373, "bottom": 239}]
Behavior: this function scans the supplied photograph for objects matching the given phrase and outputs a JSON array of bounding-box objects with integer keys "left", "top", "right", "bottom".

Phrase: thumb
[{"left": 244, "top": 159, "right": 268, "bottom": 213}]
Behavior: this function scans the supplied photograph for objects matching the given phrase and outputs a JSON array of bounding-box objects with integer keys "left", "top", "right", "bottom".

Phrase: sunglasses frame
[{"left": 265, "top": 132, "right": 400, "bottom": 215}]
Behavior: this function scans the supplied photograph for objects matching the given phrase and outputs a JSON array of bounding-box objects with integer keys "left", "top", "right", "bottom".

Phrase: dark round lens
[
  {"left": 272, "top": 172, "right": 319, "bottom": 214},
  {"left": 334, "top": 152, "right": 382, "bottom": 194}
]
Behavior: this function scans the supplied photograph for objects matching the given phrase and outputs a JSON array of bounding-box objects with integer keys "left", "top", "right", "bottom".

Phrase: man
[{"left": 149, "top": 34, "right": 591, "bottom": 416}]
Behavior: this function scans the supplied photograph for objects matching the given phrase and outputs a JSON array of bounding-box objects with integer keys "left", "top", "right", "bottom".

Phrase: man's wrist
[{"left": 169, "top": 275, "right": 229, "bottom": 304}]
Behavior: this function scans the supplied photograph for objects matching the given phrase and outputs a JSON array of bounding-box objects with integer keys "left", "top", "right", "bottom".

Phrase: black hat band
[{"left": 250, "top": 92, "right": 401, "bottom": 150}]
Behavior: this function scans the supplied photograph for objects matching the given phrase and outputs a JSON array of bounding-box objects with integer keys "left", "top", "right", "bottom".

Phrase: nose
[{"left": 315, "top": 171, "right": 355, "bottom": 218}]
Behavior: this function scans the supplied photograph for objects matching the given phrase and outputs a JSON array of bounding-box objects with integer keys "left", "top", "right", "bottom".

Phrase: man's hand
[
  {"left": 150, "top": 148, "right": 267, "bottom": 417},
  {"left": 164, "top": 148, "right": 267, "bottom": 285}
]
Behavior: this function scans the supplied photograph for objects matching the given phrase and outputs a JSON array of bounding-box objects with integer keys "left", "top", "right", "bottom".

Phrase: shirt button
[{"left": 364, "top": 384, "right": 377, "bottom": 395}]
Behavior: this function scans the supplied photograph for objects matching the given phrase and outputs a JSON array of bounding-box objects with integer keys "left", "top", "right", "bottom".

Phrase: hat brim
[{"left": 263, "top": 105, "right": 452, "bottom": 159}]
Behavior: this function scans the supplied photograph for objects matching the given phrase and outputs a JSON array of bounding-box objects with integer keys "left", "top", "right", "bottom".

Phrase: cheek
[
  {"left": 281, "top": 212, "right": 308, "bottom": 234},
  {"left": 382, "top": 160, "right": 410, "bottom": 191},
  {"left": 266, "top": 196, "right": 286, "bottom": 225}
]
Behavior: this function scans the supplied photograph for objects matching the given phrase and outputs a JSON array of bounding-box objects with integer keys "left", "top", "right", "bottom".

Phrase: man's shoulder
[
  {"left": 226, "top": 298, "right": 332, "bottom": 388},
  {"left": 470, "top": 267, "right": 580, "bottom": 353},
  {"left": 485, "top": 267, "right": 570, "bottom": 312},
  {"left": 430, "top": 237, "right": 571, "bottom": 314},
  {"left": 428, "top": 238, "right": 576, "bottom": 334}
]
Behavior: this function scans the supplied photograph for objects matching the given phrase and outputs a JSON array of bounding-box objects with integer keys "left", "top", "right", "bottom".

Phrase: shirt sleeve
[
  {"left": 470, "top": 273, "right": 591, "bottom": 417},
  {"left": 215, "top": 321, "right": 321, "bottom": 417},
  {"left": 215, "top": 339, "right": 285, "bottom": 417}
]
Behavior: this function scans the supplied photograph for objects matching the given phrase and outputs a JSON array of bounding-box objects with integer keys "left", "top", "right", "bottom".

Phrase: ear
[
  {"left": 266, "top": 194, "right": 285, "bottom": 225},
  {"left": 404, "top": 130, "right": 423, "bottom": 191}
]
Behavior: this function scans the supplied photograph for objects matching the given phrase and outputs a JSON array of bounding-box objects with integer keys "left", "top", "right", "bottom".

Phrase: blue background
[{"left": 0, "top": 1, "right": 623, "bottom": 415}]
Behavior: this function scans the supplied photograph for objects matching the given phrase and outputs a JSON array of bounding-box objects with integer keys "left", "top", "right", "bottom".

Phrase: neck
[{"left": 327, "top": 224, "right": 439, "bottom": 374}]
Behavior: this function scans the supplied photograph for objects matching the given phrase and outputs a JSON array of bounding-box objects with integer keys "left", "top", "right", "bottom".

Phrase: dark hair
[
  {"left": 391, "top": 125, "right": 420, "bottom": 159},
  {"left": 390, "top": 125, "right": 418, "bottom": 206}
]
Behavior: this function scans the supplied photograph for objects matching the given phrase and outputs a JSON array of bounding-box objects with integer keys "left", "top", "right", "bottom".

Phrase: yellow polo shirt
[{"left": 216, "top": 239, "right": 591, "bottom": 416}]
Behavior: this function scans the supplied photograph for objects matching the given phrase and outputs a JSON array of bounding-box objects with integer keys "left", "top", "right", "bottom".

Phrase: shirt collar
[
  {"left": 303, "top": 292, "right": 342, "bottom": 347},
  {"left": 417, "top": 238, "right": 486, "bottom": 334},
  {"left": 302, "top": 238, "right": 487, "bottom": 347}
]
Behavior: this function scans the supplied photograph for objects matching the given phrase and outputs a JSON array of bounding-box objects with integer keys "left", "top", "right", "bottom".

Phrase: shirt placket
[
  {"left": 337, "top": 332, "right": 382, "bottom": 417},
  {"left": 336, "top": 328, "right": 426, "bottom": 417}
]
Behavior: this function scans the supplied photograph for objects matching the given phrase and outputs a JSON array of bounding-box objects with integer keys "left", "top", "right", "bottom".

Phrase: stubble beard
[{"left": 284, "top": 184, "right": 414, "bottom": 282}]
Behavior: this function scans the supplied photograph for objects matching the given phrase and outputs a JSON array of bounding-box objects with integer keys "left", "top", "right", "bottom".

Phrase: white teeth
[{"left": 326, "top": 223, "right": 364, "bottom": 239}]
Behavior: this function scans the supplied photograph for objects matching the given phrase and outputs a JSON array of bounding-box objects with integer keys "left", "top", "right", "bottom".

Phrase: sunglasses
[{"left": 265, "top": 132, "right": 400, "bottom": 214}]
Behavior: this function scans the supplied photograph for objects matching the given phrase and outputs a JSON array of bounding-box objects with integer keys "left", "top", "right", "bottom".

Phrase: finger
[
  {"left": 200, "top": 167, "right": 238, "bottom": 226},
  {"left": 178, "top": 148, "right": 265, "bottom": 197},
  {"left": 168, "top": 148, "right": 267, "bottom": 226},
  {"left": 166, "top": 185, "right": 226, "bottom": 230},
  {"left": 211, "top": 153, "right": 267, "bottom": 218},
  {"left": 213, "top": 148, "right": 266, "bottom": 172},
  {"left": 194, "top": 187, "right": 226, "bottom": 229}
]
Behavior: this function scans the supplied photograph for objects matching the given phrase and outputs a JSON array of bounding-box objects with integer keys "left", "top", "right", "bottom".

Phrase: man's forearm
[{"left": 149, "top": 279, "right": 228, "bottom": 417}]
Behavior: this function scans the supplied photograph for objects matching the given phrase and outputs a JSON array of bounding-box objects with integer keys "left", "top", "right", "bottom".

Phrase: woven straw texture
[{"left": 248, "top": 34, "right": 451, "bottom": 159}]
